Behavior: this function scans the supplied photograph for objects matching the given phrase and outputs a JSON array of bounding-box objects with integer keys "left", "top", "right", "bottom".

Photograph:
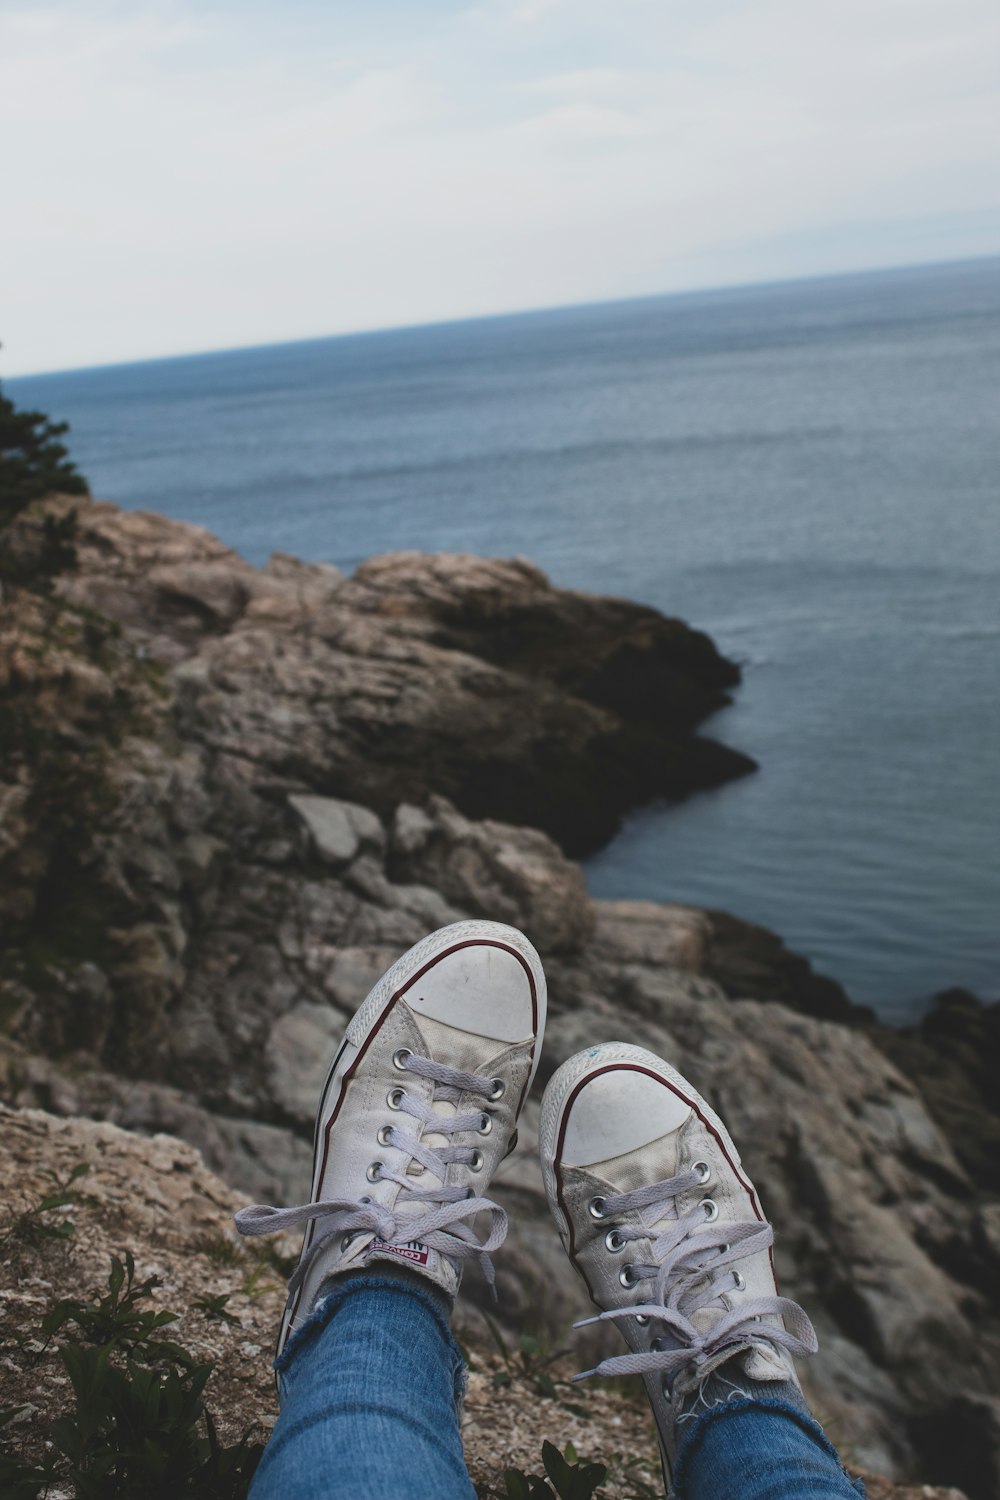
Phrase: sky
[{"left": 2, "top": 0, "right": 999, "bottom": 375}]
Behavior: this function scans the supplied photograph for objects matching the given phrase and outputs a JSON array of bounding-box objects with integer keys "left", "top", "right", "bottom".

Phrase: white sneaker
[
  {"left": 237, "top": 920, "right": 546, "bottom": 1359},
  {"left": 539, "top": 1042, "right": 817, "bottom": 1477}
]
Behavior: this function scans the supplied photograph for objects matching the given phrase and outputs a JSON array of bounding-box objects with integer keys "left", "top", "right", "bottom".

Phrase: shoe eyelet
[
  {"left": 366, "top": 1161, "right": 383, "bottom": 1182},
  {"left": 618, "top": 1264, "right": 638, "bottom": 1288},
  {"left": 733, "top": 1270, "right": 746, "bottom": 1291},
  {"left": 588, "top": 1196, "right": 607, "bottom": 1220},
  {"left": 634, "top": 1313, "right": 650, "bottom": 1326},
  {"left": 377, "top": 1125, "right": 393, "bottom": 1147},
  {"left": 359, "top": 1195, "right": 372, "bottom": 1206},
  {"left": 488, "top": 1078, "right": 506, "bottom": 1101},
  {"left": 700, "top": 1198, "right": 718, "bottom": 1222},
  {"left": 392, "top": 1048, "right": 412, "bottom": 1071},
  {"left": 651, "top": 1336, "right": 667, "bottom": 1353},
  {"left": 718, "top": 1242, "right": 729, "bottom": 1256},
  {"left": 341, "top": 1232, "right": 357, "bottom": 1251},
  {"left": 478, "top": 1113, "right": 493, "bottom": 1136},
  {"left": 470, "top": 1149, "right": 484, "bottom": 1172},
  {"left": 692, "top": 1160, "right": 712, "bottom": 1185},
  {"left": 387, "top": 1088, "right": 405, "bottom": 1110},
  {"left": 604, "top": 1228, "right": 626, "bottom": 1254},
  {"left": 465, "top": 1186, "right": 476, "bottom": 1199}
]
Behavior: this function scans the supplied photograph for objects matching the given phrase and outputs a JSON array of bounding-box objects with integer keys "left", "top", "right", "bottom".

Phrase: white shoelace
[
  {"left": 573, "top": 1167, "right": 818, "bottom": 1388},
  {"left": 234, "top": 1052, "right": 509, "bottom": 1295}
]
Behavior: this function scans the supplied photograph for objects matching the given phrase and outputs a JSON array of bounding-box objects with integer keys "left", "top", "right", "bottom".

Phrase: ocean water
[{"left": 10, "top": 258, "right": 1000, "bottom": 1024}]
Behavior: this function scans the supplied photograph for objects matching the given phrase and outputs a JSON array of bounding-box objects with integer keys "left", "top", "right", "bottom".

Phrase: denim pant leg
[
  {"left": 250, "top": 1274, "right": 476, "bottom": 1500},
  {"left": 673, "top": 1380, "right": 865, "bottom": 1500}
]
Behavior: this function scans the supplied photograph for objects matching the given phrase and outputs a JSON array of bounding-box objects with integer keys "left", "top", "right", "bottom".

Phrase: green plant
[
  {"left": 241, "top": 1257, "right": 280, "bottom": 1301},
  {"left": 8, "top": 1253, "right": 265, "bottom": 1498},
  {"left": 1, "top": 1162, "right": 90, "bottom": 1248},
  {"left": 41, "top": 1251, "right": 188, "bottom": 1362},
  {"left": 604, "top": 1450, "right": 662, "bottom": 1500},
  {"left": 502, "top": 1440, "right": 607, "bottom": 1500},
  {"left": 480, "top": 1312, "right": 588, "bottom": 1416},
  {"left": 0, "top": 1406, "right": 59, "bottom": 1500},
  {"left": 0, "top": 372, "right": 88, "bottom": 524},
  {"left": 193, "top": 1293, "right": 240, "bottom": 1327},
  {"left": 51, "top": 1342, "right": 260, "bottom": 1499},
  {"left": 0, "top": 370, "right": 88, "bottom": 588},
  {"left": 0, "top": 1453, "right": 50, "bottom": 1500},
  {"left": 192, "top": 1232, "right": 246, "bottom": 1269}
]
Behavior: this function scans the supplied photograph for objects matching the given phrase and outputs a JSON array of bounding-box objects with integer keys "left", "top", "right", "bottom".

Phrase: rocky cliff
[{"left": 1, "top": 493, "right": 997, "bottom": 1496}]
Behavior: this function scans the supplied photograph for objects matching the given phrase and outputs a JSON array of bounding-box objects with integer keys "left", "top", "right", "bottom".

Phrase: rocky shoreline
[{"left": 1, "top": 492, "right": 998, "bottom": 1496}]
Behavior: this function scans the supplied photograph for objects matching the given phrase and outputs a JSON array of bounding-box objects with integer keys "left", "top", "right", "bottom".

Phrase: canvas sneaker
[
  {"left": 539, "top": 1042, "right": 817, "bottom": 1479},
  {"left": 237, "top": 919, "right": 546, "bottom": 1360}
]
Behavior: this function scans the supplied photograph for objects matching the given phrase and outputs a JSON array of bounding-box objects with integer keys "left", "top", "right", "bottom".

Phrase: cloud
[
  {"left": 517, "top": 68, "right": 629, "bottom": 98},
  {"left": 1, "top": 0, "right": 998, "bottom": 372}
]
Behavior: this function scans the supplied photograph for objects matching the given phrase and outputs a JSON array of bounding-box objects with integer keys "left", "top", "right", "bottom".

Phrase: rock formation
[
  {"left": 1, "top": 492, "right": 996, "bottom": 1495},
  {"left": 40, "top": 494, "right": 753, "bottom": 855}
]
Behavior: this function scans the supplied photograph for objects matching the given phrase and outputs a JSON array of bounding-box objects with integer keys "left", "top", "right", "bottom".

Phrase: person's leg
[
  {"left": 539, "top": 1042, "right": 864, "bottom": 1500},
  {"left": 672, "top": 1372, "right": 864, "bottom": 1500},
  {"left": 235, "top": 921, "right": 547, "bottom": 1500},
  {"left": 250, "top": 1272, "right": 475, "bottom": 1500}
]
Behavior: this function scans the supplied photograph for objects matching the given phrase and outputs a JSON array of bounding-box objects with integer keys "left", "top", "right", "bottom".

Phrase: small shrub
[
  {"left": 41, "top": 1251, "right": 187, "bottom": 1361},
  {"left": 4, "top": 1252, "right": 263, "bottom": 1499},
  {"left": 0, "top": 370, "right": 89, "bottom": 589},
  {"left": 193, "top": 1293, "right": 240, "bottom": 1327},
  {"left": 0, "top": 373, "right": 88, "bottom": 525},
  {"left": 503, "top": 1440, "right": 607, "bottom": 1500},
  {"left": 51, "top": 1341, "right": 260, "bottom": 1500}
]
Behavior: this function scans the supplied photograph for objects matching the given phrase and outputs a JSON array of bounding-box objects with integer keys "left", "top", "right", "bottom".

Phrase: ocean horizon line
[{"left": 8, "top": 249, "right": 1000, "bottom": 385}]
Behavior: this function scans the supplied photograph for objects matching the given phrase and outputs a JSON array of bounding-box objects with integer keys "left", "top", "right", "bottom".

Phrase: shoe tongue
[
  {"left": 586, "top": 1130, "right": 684, "bottom": 1230},
  {"left": 670, "top": 1338, "right": 790, "bottom": 1388},
  {"left": 741, "top": 1341, "right": 790, "bottom": 1382},
  {"left": 414, "top": 1012, "right": 499, "bottom": 1078},
  {"left": 403, "top": 1012, "right": 495, "bottom": 1178}
]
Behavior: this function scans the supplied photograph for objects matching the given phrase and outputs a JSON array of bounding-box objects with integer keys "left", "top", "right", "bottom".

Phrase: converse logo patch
[{"left": 366, "top": 1237, "right": 431, "bottom": 1266}]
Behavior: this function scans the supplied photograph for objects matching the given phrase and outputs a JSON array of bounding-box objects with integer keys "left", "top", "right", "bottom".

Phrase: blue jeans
[{"left": 249, "top": 1274, "right": 863, "bottom": 1500}]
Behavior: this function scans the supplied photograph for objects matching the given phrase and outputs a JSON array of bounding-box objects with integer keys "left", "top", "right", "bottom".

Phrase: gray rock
[
  {"left": 392, "top": 802, "right": 435, "bottom": 855},
  {"left": 977, "top": 1202, "right": 1000, "bottom": 1269},
  {"left": 48, "top": 495, "right": 753, "bottom": 855},
  {"left": 289, "top": 795, "right": 361, "bottom": 865},
  {"left": 266, "top": 1003, "right": 345, "bottom": 1126},
  {"left": 390, "top": 795, "right": 593, "bottom": 955}
]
